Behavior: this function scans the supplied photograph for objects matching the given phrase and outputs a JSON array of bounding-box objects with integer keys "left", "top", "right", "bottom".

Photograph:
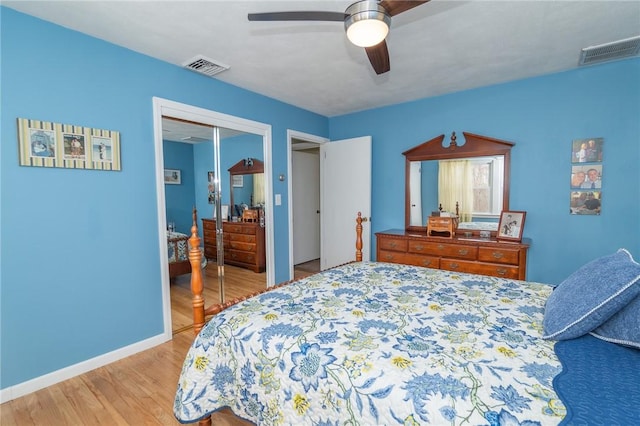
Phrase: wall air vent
[
  {"left": 579, "top": 35, "right": 640, "bottom": 66},
  {"left": 183, "top": 55, "right": 230, "bottom": 77}
]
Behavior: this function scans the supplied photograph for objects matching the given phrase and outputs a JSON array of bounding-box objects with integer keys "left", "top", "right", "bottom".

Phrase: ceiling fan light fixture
[{"left": 345, "top": 0, "right": 390, "bottom": 47}]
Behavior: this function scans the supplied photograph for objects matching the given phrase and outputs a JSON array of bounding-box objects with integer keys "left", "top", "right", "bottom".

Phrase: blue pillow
[
  {"left": 590, "top": 295, "right": 640, "bottom": 349},
  {"left": 543, "top": 248, "right": 640, "bottom": 341}
]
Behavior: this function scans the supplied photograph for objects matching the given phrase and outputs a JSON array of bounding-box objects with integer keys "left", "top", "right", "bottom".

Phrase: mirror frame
[
  {"left": 229, "top": 157, "right": 264, "bottom": 216},
  {"left": 402, "top": 131, "right": 515, "bottom": 233}
]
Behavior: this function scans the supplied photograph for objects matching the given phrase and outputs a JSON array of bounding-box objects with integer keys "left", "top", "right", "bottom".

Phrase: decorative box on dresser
[
  {"left": 376, "top": 229, "right": 530, "bottom": 280},
  {"left": 202, "top": 218, "right": 266, "bottom": 273}
]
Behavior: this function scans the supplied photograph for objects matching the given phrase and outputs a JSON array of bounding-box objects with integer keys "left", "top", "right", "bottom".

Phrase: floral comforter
[
  {"left": 174, "top": 262, "right": 565, "bottom": 425},
  {"left": 167, "top": 231, "right": 189, "bottom": 263}
]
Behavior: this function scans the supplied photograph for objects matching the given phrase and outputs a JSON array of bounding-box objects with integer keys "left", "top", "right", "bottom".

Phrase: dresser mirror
[
  {"left": 228, "top": 157, "right": 265, "bottom": 221},
  {"left": 403, "top": 132, "right": 514, "bottom": 234}
]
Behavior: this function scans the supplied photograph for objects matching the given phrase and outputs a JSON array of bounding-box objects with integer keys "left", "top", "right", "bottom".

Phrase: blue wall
[
  {"left": 163, "top": 141, "right": 196, "bottom": 234},
  {"left": 0, "top": 8, "right": 328, "bottom": 389},
  {"left": 1, "top": 6, "right": 639, "bottom": 391},
  {"left": 329, "top": 59, "right": 640, "bottom": 284}
]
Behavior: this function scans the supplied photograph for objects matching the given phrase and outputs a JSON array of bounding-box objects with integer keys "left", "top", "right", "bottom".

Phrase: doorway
[
  {"left": 287, "top": 131, "right": 373, "bottom": 280},
  {"left": 287, "top": 130, "right": 328, "bottom": 280},
  {"left": 153, "top": 97, "right": 274, "bottom": 339}
]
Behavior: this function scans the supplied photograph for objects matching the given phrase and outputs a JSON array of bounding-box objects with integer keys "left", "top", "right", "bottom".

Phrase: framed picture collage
[{"left": 570, "top": 138, "right": 603, "bottom": 215}]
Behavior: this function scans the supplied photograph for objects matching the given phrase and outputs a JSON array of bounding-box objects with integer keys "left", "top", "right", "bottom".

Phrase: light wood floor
[
  {"left": 2, "top": 262, "right": 319, "bottom": 425},
  {"left": 171, "top": 263, "right": 267, "bottom": 334}
]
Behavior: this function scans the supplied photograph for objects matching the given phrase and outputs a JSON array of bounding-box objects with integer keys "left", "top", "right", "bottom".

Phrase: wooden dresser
[
  {"left": 202, "top": 219, "right": 266, "bottom": 273},
  {"left": 376, "top": 229, "right": 530, "bottom": 280}
]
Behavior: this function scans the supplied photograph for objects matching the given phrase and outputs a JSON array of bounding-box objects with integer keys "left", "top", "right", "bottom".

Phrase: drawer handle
[
  {"left": 414, "top": 244, "right": 424, "bottom": 251},
  {"left": 449, "top": 262, "right": 459, "bottom": 270},
  {"left": 385, "top": 254, "right": 394, "bottom": 260},
  {"left": 422, "top": 260, "right": 431, "bottom": 267},
  {"left": 458, "top": 249, "right": 469, "bottom": 256},
  {"left": 389, "top": 241, "right": 397, "bottom": 248},
  {"left": 496, "top": 268, "right": 507, "bottom": 276},
  {"left": 492, "top": 252, "right": 504, "bottom": 259},
  {"left": 437, "top": 244, "right": 445, "bottom": 251}
]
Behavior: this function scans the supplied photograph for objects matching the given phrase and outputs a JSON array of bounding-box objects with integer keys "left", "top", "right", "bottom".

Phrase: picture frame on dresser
[
  {"left": 497, "top": 210, "right": 526, "bottom": 242},
  {"left": 213, "top": 204, "right": 229, "bottom": 221}
]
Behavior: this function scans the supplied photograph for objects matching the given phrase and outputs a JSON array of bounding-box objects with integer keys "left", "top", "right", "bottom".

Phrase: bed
[
  {"left": 168, "top": 210, "right": 208, "bottom": 280},
  {"left": 168, "top": 230, "right": 192, "bottom": 279},
  {"left": 174, "top": 214, "right": 640, "bottom": 425}
]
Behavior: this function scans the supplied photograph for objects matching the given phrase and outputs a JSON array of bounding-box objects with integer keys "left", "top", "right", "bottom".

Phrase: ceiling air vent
[
  {"left": 579, "top": 35, "right": 640, "bottom": 66},
  {"left": 181, "top": 136, "right": 210, "bottom": 143},
  {"left": 183, "top": 55, "right": 230, "bottom": 77}
]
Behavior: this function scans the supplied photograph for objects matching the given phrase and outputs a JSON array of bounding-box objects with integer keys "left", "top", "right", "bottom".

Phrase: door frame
[
  {"left": 286, "top": 130, "right": 328, "bottom": 280},
  {"left": 153, "top": 97, "right": 274, "bottom": 338}
]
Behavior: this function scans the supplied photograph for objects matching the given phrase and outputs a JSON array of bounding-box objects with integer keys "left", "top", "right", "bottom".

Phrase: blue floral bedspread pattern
[
  {"left": 174, "top": 262, "right": 564, "bottom": 425},
  {"left": 167, "top": 231, "right": 189, "bottom": 263}
]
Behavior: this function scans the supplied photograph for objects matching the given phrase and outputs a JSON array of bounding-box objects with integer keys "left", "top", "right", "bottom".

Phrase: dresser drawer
[
  {"left": 378, "top": 250, "right": 439, "bottom": 268},
  {"left": 224, "top": 223, "right": 257, "bottom": 235},
  {"left": 478, "top": 247, "right": 520, "bottom": 265},
  {"left": 204, "top": 244, "right": 217, "bottom": 259},
  {"left": 378, "top": 236, "right": 408, "bottom": 252},
  {"left": 401, "top": 254, "right": 439, "bottom": 269},
  {"left": 378, "top": 250, "right": 404, "bottom": 263},
  {"left": 226, "top": 249, "right": 257, "bottom": 264},
  {"left": 228, "top": 233, "right": 256, "bottom": 243},
  {"left": 441, "top": 259, "right": 520, "bottom": 279},
  {"left": 202, "top": 219, "right": 216, "bottom": 231},
  {"left": 203, "top": 229, "right": 216, "bottom": 241},
  {"left": 228, "top": 241, "right": 257, "bottom": 252},
  {"left": 421, "top": 242, "right": 477, "bottom": 260}
]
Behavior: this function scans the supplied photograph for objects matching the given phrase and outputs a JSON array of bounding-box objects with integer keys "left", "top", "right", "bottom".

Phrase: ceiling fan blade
[
  {"left": 248, "top": 11, "right": 347, "bottom": 22},
  {"left": 379, "top": 0, "right": 430, "bottom": 17},
  {"left": 365, "top": 40, "right": 390, "bottom": 75}
]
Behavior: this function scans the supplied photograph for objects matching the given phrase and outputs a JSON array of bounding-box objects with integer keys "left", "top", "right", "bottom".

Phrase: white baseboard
[{"left": 0, "top": 332, "right": 171, "bottom": 404}]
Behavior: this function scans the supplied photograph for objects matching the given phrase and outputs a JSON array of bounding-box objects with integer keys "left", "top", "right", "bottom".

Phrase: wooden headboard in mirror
[
  {"left": 229, "top": 158, "right": 264, "bottom": 220},
  {"left": 403, "top": 132, "right": 514, "bottom": 233}
]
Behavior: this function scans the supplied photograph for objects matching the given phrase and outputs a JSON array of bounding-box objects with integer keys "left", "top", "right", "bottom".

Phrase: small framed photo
[
  {"left": 207, "top": 171, "right": 216, "bottom": 204},
  {"left": 92, "top": 136, "right": 113, "bottom": 162},
  {"left": 164, "top": 169, "right": 181, "bottom": 185},
  {"left": 232, "top": 174, "right": 243, "bottom": 187},
  {"left": 497, "top": 211, "right": 526, "bottom": 242},
  {"left": 63, "top": 133, "right": 86, "bottom": 160},
  {"left": 572, "top": 137, "right": 603, "bottom": 164}
]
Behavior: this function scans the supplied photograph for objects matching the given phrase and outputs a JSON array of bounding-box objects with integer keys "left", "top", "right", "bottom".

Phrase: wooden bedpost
[
  {"left": 188, "top": 207, "right": 206, "bottom": 336},
  {"left": 356, "top": 212, "right": 363, "bottom": 262}
]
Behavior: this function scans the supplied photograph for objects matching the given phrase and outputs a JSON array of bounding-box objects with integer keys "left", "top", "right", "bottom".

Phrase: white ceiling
[
  {"left": 5, "top": 1, "right": 640, "bottom": 119},
  {"left": 161, "top": 117, "right": 242, "bottom": 143}
]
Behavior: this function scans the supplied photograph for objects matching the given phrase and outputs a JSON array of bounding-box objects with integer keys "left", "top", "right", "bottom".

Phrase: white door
[
  {"left": 409, "top": 161, "right": 423, "bottom": 226},
  {"left": 320, "top": 136, "right": 372, "bottom": 270},
  {"left": 292, "top": 150, "right": 320, "bottom": 264}
]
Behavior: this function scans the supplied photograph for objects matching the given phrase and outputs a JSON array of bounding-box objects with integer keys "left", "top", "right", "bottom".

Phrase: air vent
[
  {"left": 183, "top": 55, "right": 230, "bottom": 77},
  {"left": 181, "top": 136, "right": 210, "bottom": 143},
  {"left": 579, "top": 35, "right": 640, "bottom": 66}
]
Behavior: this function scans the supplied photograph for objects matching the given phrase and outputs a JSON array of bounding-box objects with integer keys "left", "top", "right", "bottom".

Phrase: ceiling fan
[{"left": 248, "top": 0, "right": 430, "bottom": 75}]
